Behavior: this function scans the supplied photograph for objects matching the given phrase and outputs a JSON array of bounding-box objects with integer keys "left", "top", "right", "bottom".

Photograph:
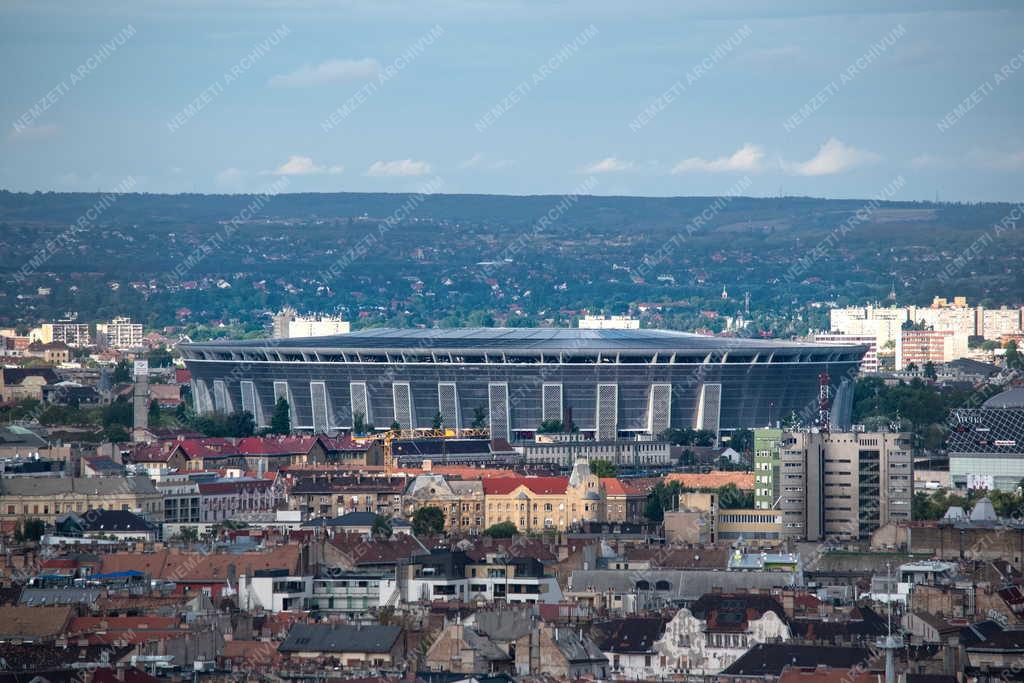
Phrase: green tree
[
  {"left": 390, "top": 421, "right": 401, "bottom": 432},
  {"left": 717, "top": 483, "right": 754, "bottom": 509},
  {"left": 14, "top": 517, "right": 46, "bottom": 542},
  {"left": 694, "top": 430, "right": 717, "bottom": 447},
  {"left": 471, "top": 406, "right": 488, "bottom": 429},
  {"left": 111, "top": 360, "right": 132, "bottom": 384},
  {"left": 1008, "top": 341, "right": 1024, "bottom": 370},
  {"left": 270, "top": 397, "right": 291, "bottom": 435},
  {"left": 923, "top": 361, "right": 937, "bottom": 380},
  {"left": 176, "top": 526, "right": 199, "bottom": 543},
  {"left": 483, "top": 521, "right": 518, "bottom": 538},
  {"left": 729, "top": 429, "right": 754, "bottom": 453},
  {"left": 371, "top": 514, "right": 394, "bottom": 540},
  {"left": 412, "top": 506, "right": 446, "bottom": 535},
  {"left": 432, "top": 411, "right": 444, "bottom": 430},
  {"left": 353, "top": 411, "right": 366, "bottom": 434},
  {"left": 104, "top": 424, "right": 130, "bottom": 442},
  {"left": 225, "top": 411, "right": 256, "bottom": 437},
  {"left": 148, "top": 399, "right": 161, "bottom": 425},
  {"left": 537, "top": 419, "right": 564, "bottom": 434},
  {"left": 590, "top": 459, "right": 618, "bottom": 478},
  {"left": 644, "top": 494, "right": 665, "bottom": 522}
]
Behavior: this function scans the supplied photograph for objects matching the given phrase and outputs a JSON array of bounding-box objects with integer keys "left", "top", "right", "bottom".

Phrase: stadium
[{"left": 179, "top": 328, "right": 867, "bottom": 439}]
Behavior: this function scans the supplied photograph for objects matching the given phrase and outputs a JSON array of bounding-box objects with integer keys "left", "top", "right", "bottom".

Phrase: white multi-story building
[
  {"left": 31, "top": 321, "right": 92, "bottom": 347},
  {"left": 980, "top": 307, "right": 1023, "bottom": 341},
  {"left": 813, "top": 333, "right": 879, "bottom": 373},
  {"left": 832, "top": 298, "right": 1024, "bottom": 354},
  {"left": 97, "top": 316, "right": 143, "bottom": 349},
  {"left": 272, "top": 307, "right": 350, "bottom": 338},
  {"left": 578, "top": 315, "right": 640, "bottom": 330}
]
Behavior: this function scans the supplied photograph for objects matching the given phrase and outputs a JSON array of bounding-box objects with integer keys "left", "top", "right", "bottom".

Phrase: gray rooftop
[
  {"left": 569, "top": 569, "right": 798, "bottom": 601},
  {"left": 0, "top": 476, "right": 158, "bottom": 497},
  {"left": 183, "top": 327, "right": 863, "bottom": 355},
  {"left": 279, "top": 623, "right": 402, "bottom": 654}
]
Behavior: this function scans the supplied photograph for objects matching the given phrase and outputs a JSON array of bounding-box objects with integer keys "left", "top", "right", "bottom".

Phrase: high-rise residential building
[
  {"left": 777, "top": 431, "right": 913, "bottom": 541},
  {"left": 30, "top": 321, "right": 92, "bottom": 347},
  {"left": 813, "top": 333, "right": 879, "bottom": 373},
  {"left": 97, "top": 316, "right": 144, "bottom": 350},
  {"left": 980, "top": 307, "right": 1023, "bottom": 341},
  {"left": 829, "top": 305, "right": 909, "bottom": 350},
  {"left": 577, "top": 315, "right": 640, "bottom": 330},
  {"left": 896, "top": 329, "right": 969, "bottom": 369},
  {"left": 272, "top": 307, "right": 350, "bottom": 338},
  {"left": 831, "top": 298, "right": 1024, "bottom": 353},
  {"left": 753, "top": 428, "right": 783, "bottom": 510}
]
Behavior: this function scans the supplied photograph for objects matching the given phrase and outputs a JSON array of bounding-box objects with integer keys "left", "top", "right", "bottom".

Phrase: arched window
[
  {"left": 655, "top": 580, "right": 671, "bottom": 591},
  {"left": 636, "top": 580, "right": 651, "bottom": 591}
]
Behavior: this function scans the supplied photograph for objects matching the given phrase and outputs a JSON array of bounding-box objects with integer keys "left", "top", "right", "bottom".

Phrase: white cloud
[
  {"left": 7, "top": 123, "right": 60, "bottom": 142},
  {"left": 967, "top": 149, "right": 1024, "bottom": 171},
  {"left": 582, "top": 157, "right": 634, "bottom": 173},
  {"left": 268, "top": 58, "right": 381, "bottom": 87},
  {"left": 909, "top": 154, "right": 949, "bottom": 170},
  {"left": 270, "top": 155, "right": 344, "bottom": 176},
  {"left": 671, "top": 143, "right": 764, "bottom": 174},
  {"left": 459, "top": 153, "right": 484, "bottom": 169},
  {"left": 782, "top": 138, "right": 880, "bottom": 176},
  {"left": 366, "top": 159, "right": 431, "bottom": 177}
]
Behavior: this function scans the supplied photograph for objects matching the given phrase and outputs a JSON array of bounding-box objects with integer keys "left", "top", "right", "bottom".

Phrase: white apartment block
[
  {"left": 981, "top": 307, "right": 1024, "bottom": 341},
  {"left": 272, "top": 307, "right": 350, "bottom": 338},
  {"left": 578, "top": 315, "right": 640, "bottom": 330},
  {"left": 287, "top": 317, "right": 350, "bottom": 338},
  {"left": 31, "top": 322, "right": 92, "bottom": 347},
  {"left": 813, "top": 333, "right": 879, "bottom": 373},
  {"left": 831, "top": 297, "right": 1024, "bottom": 356},
  {"left": 97, "top": 317, "right": 144, "bottom": 350}
]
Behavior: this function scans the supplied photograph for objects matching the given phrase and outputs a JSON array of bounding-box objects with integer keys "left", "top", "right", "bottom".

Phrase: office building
[
  {"left": 948, "top": 387, "right": 1024, "bottom": 491},
  {"left": 777, "top": 431, "right": 913, "bottom": 541}
]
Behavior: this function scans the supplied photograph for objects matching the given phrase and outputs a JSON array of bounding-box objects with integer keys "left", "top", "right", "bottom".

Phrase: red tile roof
[
  {"left": 601, "top": 478, "right": 644, "bottom": 496},
  {"left": 665, "top": 471, "right": 755, "bottom": 490}
]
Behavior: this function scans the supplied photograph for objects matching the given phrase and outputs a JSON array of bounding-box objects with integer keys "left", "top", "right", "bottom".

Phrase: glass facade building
[{"left": 180, "top": 328, "right": 866, "bottom": 438}]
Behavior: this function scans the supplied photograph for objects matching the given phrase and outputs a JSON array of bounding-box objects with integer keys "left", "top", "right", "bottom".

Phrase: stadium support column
[{"left": 695, "top": 383, "right": 722, "bottom": 446}]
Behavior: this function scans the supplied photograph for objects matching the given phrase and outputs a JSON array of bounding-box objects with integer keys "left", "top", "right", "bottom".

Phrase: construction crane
[{"left": 354, "top": 427, "right": 491, "bottom": 473}]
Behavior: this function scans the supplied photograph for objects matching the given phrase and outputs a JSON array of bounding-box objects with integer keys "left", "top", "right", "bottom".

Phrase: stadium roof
[{"left": 182, "top": 327, "right": 864, "bottom": 356}]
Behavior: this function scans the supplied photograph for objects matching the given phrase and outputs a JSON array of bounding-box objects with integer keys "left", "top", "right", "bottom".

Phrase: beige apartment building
[
  {"left": 778, "top": 431, "right": 912, "bottom": 542},
  {"left": 0, "top": 476, "right": 164, "bottom": 524}
]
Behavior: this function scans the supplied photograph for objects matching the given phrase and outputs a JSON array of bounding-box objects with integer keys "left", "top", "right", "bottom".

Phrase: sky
[{"left": 1, "top": 0, "right": 1022, "bottom": 202}]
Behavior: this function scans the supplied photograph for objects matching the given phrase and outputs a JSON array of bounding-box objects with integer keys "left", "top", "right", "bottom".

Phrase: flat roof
[{"left": 182, "top": 327, "right": 864, "bottom": 355}]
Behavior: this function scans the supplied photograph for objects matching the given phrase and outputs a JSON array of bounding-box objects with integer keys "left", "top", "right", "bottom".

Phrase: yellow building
[
  {"left": 0, "top": 476, "right": 164, "bottom": 524},
  {"left": 403, "top": 474, "right": 485, "bottom": 534},
  {"left": 482, "top": 459, "right": 603, "bottom": 532}
]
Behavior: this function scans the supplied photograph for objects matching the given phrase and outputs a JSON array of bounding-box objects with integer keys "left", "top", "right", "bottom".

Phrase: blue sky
[{"left": 1, "top": 0, "right": 1022, "bottom": 201}]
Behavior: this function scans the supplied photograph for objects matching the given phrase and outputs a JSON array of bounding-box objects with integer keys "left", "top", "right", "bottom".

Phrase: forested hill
[{"left": 0, "top": 190, "right": 1020, "bottom": 336}]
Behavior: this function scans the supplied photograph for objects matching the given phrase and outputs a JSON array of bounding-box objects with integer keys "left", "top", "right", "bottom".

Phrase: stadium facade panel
[{"left": 180, "top": 328, "right": 866, "bottom": 436}]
